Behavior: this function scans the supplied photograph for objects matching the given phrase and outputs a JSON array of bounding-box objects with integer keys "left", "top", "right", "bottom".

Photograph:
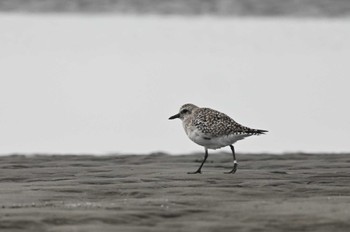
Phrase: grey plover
[{"left": 169, "top": 103, "right": 267, "bottom": 174}]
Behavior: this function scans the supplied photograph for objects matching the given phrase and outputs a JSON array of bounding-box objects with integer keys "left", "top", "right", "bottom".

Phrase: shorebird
[{"left": 169, "top": 104, "right": 267, "bottom": 174}]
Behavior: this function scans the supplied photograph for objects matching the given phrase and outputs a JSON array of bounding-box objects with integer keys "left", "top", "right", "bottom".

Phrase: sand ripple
[{"left": 0, "top": 153, "right": 350, "bottom": 231}]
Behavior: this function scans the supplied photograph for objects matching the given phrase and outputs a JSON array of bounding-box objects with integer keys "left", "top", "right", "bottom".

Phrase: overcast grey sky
[{"left": 1, "top": 15, "right": 349, "bottom": 155}]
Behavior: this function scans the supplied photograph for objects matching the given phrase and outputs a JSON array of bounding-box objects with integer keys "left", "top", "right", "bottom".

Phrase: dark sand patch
[
  {"left": 1, "top": 0, "right": 350, "bottom": 17},
  {"left": 0, "top": 153, "right": 350, "bottom": 231}
]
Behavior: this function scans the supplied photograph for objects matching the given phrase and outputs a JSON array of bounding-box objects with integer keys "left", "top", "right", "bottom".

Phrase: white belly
[{"left": 185, "top": 127, "right": 251, "bottom": 150}]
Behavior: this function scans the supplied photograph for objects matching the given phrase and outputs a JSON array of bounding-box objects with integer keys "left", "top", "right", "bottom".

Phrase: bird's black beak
[{"left": 169, "top": 113, "right": 180, "bottom": 120}]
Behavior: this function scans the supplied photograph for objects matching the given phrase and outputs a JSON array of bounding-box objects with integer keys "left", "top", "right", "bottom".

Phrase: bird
[{"left": 169, "top": 103, "right": 267, "bottom": 174}]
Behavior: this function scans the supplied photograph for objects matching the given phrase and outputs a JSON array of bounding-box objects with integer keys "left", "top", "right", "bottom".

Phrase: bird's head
[{"left": 169, "top": 103, "right": 198, "bottom": 121}]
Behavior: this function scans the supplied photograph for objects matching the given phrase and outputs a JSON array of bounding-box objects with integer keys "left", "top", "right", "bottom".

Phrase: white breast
[{"left": 184, "top": 126, "right": 251, "bottom": 150}]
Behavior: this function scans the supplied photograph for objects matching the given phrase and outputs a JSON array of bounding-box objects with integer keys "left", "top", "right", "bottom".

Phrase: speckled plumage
[
  {"left": 172, "top": 103, "right": 267, "bottom": 150},
  {"left": 169, "top": 103, "right": 268, "bottom": 174},
  {"left": 192, "top": 107, "right": 264, "bottom": 136}
]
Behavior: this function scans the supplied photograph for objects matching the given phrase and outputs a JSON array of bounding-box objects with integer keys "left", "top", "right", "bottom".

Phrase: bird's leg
[
  {"left": 188, "top": 148, "right": 208, "bottom": 174},
  {"left": 224, "top": 145, "right": 238, "bottom": 174}
]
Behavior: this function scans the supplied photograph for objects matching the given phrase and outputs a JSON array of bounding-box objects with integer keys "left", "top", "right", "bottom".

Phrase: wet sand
[{"left": 0, "top": 153, "right": 349, "bottom": 232}]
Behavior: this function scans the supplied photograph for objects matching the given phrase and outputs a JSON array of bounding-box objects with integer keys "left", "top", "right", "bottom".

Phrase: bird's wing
[{"left": 193, "top": 108, "right": 267, "bottom": 137}]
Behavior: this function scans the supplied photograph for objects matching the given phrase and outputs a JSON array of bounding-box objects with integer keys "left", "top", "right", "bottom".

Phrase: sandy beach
[{"left": 0, "top": 153, "right": 349, "bottom": 231}]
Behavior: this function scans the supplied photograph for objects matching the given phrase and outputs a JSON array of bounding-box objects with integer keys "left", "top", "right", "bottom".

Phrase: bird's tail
[{"left": 249, "top": 128, "right": 268, "bottom": 135}]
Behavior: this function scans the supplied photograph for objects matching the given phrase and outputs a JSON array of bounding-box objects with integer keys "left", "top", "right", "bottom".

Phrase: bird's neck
[{"left": 182, "top": 117, "right": 193, "bottom": 135}]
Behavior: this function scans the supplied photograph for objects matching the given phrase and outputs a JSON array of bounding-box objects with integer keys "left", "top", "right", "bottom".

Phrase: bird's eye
[{"left": 181, "top": 109, "right": 189, "bottom": 114}]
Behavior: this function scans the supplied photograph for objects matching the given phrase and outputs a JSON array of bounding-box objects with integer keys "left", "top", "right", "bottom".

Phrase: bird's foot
[
  {"left": 224, "top": 163, "right": 238, "bottom": 174},
  {"left": 187, "top": 170, "right": 202, "bottom": 174}
]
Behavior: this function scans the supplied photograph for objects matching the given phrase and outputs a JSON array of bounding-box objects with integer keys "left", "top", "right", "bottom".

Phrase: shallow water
[{"left": 1, "top": 15, "right": 350, "bottom": 154}]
